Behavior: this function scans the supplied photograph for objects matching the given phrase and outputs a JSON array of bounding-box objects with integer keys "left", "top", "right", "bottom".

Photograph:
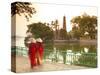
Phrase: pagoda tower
[{"left": 63, "top": 15, "right": 67, "bottom": 31}]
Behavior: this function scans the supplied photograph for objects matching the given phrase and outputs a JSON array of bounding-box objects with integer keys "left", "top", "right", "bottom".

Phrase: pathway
[{"left": 15, "top": 56, "right": 90, "bottom": 73}]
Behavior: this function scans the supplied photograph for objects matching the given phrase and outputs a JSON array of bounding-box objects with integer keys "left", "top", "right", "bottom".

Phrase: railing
[{"left": 11, "top": 46, "right": 97, "bottom": 68}]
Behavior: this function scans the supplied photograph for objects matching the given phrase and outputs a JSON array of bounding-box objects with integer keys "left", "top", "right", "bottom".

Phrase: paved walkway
[{"left": 15, "top": 56, "right": 90, "bottom": 73}]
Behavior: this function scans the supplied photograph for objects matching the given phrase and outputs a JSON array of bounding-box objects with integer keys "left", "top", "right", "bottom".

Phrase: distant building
[{"left": 63, "top": 15, "right": 67, "bottom": 31}]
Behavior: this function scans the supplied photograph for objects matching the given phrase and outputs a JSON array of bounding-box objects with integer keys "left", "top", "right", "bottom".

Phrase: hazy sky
[
  {"left": 16, "top": 2, "right": 97, "bottom": 37},
  {"left": 28, "top": 3, "right": 97, "bottom": 31}
]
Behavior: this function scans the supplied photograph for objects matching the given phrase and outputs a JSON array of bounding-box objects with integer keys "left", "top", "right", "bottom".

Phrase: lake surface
[
  {"left": 15, "top": 37, "right": 97, "bottom": 53},
  {"left": 44, "top": 42, "right": 97, "bottom": 53}
]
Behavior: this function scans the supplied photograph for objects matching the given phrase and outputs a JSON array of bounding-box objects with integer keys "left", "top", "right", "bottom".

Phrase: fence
[{"left": 11, "top": 46, "right": 97, "bottom": 68}]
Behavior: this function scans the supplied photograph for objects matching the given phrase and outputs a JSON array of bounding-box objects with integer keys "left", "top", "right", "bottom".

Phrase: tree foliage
[
  {"left": 27, "top": 22, "right": 54, "bottom": 41},
  {"left": 72, "top": 26, "right": 80, "bottom": 40},
  {"left": 59, "top": 29, "right": 67, "bottom": 40},
  {"left": 11, "top": 2, "right": 36, "bottom": 21},
  {"left": 51, "top": 20, "right": 60, "bottom": 39},
  {"left": 71, "top": 13, "right": 97, "bottom": 39}
]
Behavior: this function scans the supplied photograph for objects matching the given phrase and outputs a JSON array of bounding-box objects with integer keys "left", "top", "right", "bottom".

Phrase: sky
[
  {"left": 29, "top": 3, "right": 97, "bottom": 31},
  {"left": 16, "top": 2, "right": 97, "bottom": 37}
]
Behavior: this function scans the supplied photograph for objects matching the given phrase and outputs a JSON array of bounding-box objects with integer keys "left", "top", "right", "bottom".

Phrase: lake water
[
  {"left": 44, "top": 42, "right": 97, "bottom": 53},
  {"left": 14, "top": 37, "right": 97, "bottom": 53}
]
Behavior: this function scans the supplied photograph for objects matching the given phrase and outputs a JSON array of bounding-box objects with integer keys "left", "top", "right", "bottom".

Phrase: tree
[
  {"left": 11, "top": 2, "right": 36, "bottom": 21},
  {"left": 59, "top": 29, "right": 67, "bottom": 40},
  {"left": 71, "top": 13, "right": 97, "bottom": 39},
  {"left": 72, "top": 26, "right": 80, "bottom": 40},
  {"left": 51, "top": 20, "right": 59, "bottom": 39},
  {"left": 27, "top": 22, "right": 54, "bottom": 41}
]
